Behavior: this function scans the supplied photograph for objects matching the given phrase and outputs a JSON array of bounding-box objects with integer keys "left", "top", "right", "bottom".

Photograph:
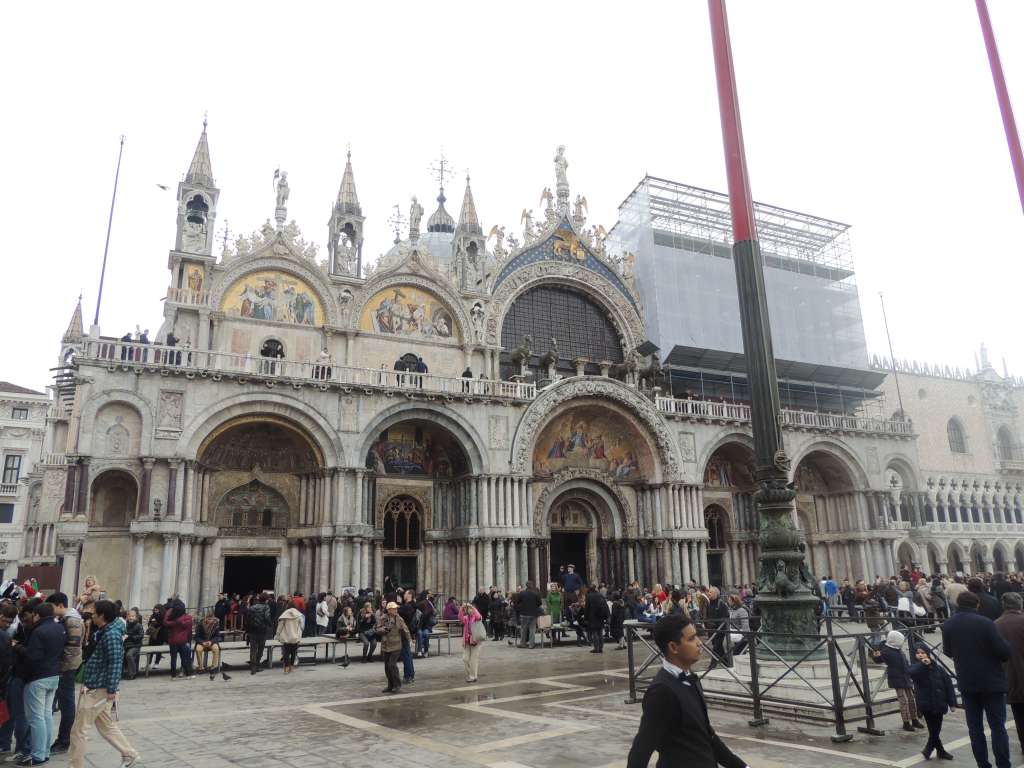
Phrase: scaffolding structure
[{"left": 612, "top": 175, "right": 855, "bottom": 289}]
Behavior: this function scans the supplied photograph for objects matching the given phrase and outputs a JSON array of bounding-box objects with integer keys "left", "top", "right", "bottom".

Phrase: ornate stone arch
[
  {"left": 532, "top": 469, "right": 632, "bottom": 538},
  {"left": 178, "top": 392, "right": 343, "bottom": 467},
  {"left": 375, "top": 487, "right": 432, "bottom": 532},
  {"left": 895, "top": 538, "right": 921, "bottom": 569},
  {"left": 355, "top": 402, "right": 487, "bottom": 476},
  {"left": 947, "top": 540, "right": 967, "bottom": 572},
  {"left": 79, "top": 390, "right": 155, "bottom": 457},
  {"left": 882, "top": 453, "right": 919, "bottom": 492},
  {"left": 207, "top": 253, "right": 341, "bottom": 326},
  {"left": 510, "top": 376, "right": 680, "bottom": 481},
  {"left": 790, "top": 438, "right": 870, "bottom": 489},
  {"left": 487, "top": 265, "right": 644, "bottom": 352},
  {"left": 347, "top": 269, "right": 472, "bottom": 344}
]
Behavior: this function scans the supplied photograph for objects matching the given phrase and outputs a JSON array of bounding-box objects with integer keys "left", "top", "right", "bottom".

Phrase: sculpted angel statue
[
  {"left": 521, "top": 209, "right": 535, "bottom": 241},
  {"left": 488, "top": 225, "right": 506, "bottom": 259},
  {"left": 539, "top": 187, "right": 554, "bottom": 210}
]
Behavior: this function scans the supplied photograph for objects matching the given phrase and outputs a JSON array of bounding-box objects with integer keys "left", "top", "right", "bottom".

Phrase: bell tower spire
[
  {"left": 327, "top": 147, "right": 365, "bottom": 277},
  {"left": 175, "top": 117, "right": 220, "bottom": 256},
  {"left": 454, "top": 174, "right": 487, "bottom": 292}
]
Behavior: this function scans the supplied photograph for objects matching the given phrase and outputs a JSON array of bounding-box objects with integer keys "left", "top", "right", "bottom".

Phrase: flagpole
[
  {"left": 976, "top": 0, "right": 1024, "bottom": 214},
  {"left": 707, "top": 0, "right": 821, "bottom": 662},
  {"left": 94, "top": 135, "right": 125, "bottom": 328}
]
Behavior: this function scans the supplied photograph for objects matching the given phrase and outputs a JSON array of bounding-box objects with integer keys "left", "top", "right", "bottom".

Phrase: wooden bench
[{"left": 140, "top": 636, "right": 342, "bottom": 676}]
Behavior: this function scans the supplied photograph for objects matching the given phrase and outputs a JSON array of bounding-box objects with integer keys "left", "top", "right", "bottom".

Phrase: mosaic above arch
[
  {"left": 359, "top": 284, "right": 458, "bottom": 341},
  {"left": 220, "top": 270, "right": 324, "bottom": 326},
  {"left": 533, "top": 405, "right": 654, "bottom": 482}
]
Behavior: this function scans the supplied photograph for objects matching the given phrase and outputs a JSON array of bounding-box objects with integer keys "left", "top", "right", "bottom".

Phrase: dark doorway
[
  {"left": 223, "top": 555, "right": 277, "bottom": 596},
  {"left": 707, "top": 553, "right": 724, "bottom": 589},
  {"left": 383, "top": 556, "right": 418, "bottom": 592},
  {"left": 550, "top": 532, "right": 588, "bottom": 585}
]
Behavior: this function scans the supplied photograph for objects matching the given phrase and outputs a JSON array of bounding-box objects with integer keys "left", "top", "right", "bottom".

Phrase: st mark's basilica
[{"left": 13, "top": 124, "right": 1024, "bottom": 608}]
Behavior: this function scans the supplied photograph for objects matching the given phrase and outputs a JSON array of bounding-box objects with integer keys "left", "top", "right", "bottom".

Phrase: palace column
[
  {"left": 680, "top": 542, "right": 692, "bottom": 585},
  {"left": 480, "top": 476, "right": 491, "bottom": 527},
  {"left": 468, "top": 541, "right": 478, "bottom": 593},
  {"left": 288, "top": 540, "right": 300, "bottom": 594},
  {"left": 319, "top": 537, "right": 331, "bottom": 590},
  {"left": 482, "top": 539, "right": 494, "bottom": 588},
  {"left": 698, "top": 542, "right": 709, "bottom": 586},
  {"left": 139, "top": 458, "right": 154, "bottom": 519},
  {"left": 669, "top": 541, "right": 681, "bottom": 585},
  {"left": 183, "top": 461, "right": 195, "bottom": 521},
  {"left": 656, "top": 542, "right": 669, "bottom": 584},
  {"left": 507, "top": 540, "right": 518, "bottom": 591},
  {"left": 128, "top": 534, "right": 146, "bottom": 609},
  {"left": 200, "top": 539, "right": 216, "bottom": 608},
  {"left": 166, "top": 459, "right": 180, "bottom": 518},
  {"left": 528, "top": 540, "right": 538, "bottom": 586}
]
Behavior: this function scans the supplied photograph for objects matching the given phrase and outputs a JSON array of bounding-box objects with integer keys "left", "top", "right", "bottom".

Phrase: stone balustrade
[
  {"left": 79, "top": 339, "right": 537, "bottom": 401},
  {"left": 0, "top": 483, "right": 18, "bottom": 496},
  {"left": 655, "top": 396, "right": 914, "bottom": 437},
  {"left": 165, "top": 286, "right": 210, "bottom": 306}
]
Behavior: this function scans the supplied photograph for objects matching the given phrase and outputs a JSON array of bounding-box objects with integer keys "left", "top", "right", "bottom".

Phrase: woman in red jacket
[{"left": 163, "top": 602, "right": 194, "bottom": 679}]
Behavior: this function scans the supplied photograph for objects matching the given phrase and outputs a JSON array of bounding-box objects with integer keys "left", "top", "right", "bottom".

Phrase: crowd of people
[{"left": 10, "top": 563, "right": 1024, "bottom": 767}]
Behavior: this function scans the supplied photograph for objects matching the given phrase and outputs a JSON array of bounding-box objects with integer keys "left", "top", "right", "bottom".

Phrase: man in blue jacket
[
  {"left": 68, "top": 600, "right": 139, "bottom": 768},
  {"left": 942, "top": 590, "right": 1012, "bottom": 768}
]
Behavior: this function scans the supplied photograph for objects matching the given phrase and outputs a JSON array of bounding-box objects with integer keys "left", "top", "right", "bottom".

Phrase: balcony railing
[
  {"left": 166, "top": 286, "right": 210, "bottom": 306},
  {"left": 41, "top": 453, "right": 69, "bottom": 466},
  {"left": 655, "top": 396, "right": 914, "bottom": 437},
  {"left": 0, "top": 483, "right": 18, "bottom": 496},
  {"left": 79, "top": 339, "right": 537, "bottom": 401},
  {"left": 996, "top": 446, "right": 1024, "bottom": 473}
]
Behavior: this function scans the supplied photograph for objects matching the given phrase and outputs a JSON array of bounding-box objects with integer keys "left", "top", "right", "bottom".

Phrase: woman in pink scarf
[{"left": 459, "top": 602, "right": 483, "bottom": 683}]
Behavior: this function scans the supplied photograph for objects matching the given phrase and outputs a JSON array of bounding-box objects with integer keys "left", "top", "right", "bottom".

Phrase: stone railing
[
  {"left": 166, "top": 286, "right": 210, "bottom": 306},
  {"left": 79, "top": 339, "right": 537, "bottom": 401},
  {"left": 41, "top": 453, "right": 69, "bottom": 466},
  {"left": 0, "top": 483, "right": 18, "bottom": 496},
  {"left": 654, "top": 396, "right": 914, "bottom": 437},
  {"left": 46, "top": 405, "right": 71, "bottom": 420}
]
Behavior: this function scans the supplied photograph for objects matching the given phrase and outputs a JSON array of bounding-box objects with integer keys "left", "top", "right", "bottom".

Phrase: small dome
[{"left": 427, "top": 190, "right": 455, "bottom": 234}]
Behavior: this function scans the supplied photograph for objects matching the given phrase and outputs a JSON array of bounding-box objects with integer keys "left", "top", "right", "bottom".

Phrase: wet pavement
[{"left": 54, "top": 638, "right": 1024, "bottom": 767}]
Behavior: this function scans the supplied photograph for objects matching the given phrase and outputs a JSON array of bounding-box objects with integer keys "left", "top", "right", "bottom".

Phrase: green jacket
[{"left": 547, "top": 592, "right": 562, "bottom": 622}]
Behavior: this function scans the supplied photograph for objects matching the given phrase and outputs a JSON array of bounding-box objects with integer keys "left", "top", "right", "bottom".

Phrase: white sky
[{"left": 4, "top": 1, "right": 1022, "bottom": 392}]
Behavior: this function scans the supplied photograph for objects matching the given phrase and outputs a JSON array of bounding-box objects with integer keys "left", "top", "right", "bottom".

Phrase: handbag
[
  {"left": 470, "top": 619, "right": 488, "bottom": 644},
  {"left": 536, "top": 614, "right": 552, "bottom": 630},
  {"left": 913, "top": 604, "right": 926, "bottom": 617},
  {"left": 729, "top": 632, "right": 743, "bottom": 644}
]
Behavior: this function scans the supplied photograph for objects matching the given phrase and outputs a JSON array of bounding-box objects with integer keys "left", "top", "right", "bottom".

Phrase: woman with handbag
[{"left": 460, "top": 602, "right": 485, "bottom": 683}]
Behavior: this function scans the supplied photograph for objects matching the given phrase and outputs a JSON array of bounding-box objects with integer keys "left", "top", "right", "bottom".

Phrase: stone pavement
[{"left": 50, "top": 639, "right": 1024, "bottom": 768}]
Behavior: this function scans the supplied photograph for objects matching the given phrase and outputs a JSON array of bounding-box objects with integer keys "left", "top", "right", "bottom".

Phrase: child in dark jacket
[
  {"left": 872, "top": 630, "right": 924, "bottom": 732},
  {"left": 908, "top": 643, "right": 957, "bottom": 760}
]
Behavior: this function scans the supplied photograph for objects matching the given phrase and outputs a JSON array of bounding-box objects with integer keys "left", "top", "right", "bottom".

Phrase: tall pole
[
  {"left": 707, "top": 0, "right": 818, "bottom": 658},
  {"left": 976, "top": 0, "right": 1024, "bottom": 214},
  {"left": 93, "top": 135, "right": 125, "bottom": 328},
  {"left": 879, "top": 293, "right": 905, "bottom": 419}
]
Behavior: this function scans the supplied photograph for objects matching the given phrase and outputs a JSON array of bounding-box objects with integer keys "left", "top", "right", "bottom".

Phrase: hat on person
[
  {"left": 1002, "top": 592, "right": 1023, "bottom": 610},
  {"left": 386, "top": 601, "right": 399, "bottom": 609},
  {"left": 885, "top": 630, "right": 906, "bottom": 649}
]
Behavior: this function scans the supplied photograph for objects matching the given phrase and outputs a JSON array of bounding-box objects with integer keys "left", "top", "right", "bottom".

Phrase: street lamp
[{"left": 707, "top": 0, "right": 819, "bottom": 658}]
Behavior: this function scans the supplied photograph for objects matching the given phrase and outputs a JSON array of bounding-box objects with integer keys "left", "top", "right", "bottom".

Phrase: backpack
[
  {"left": 410, "top": 609, "right": 422, "bottom": 631},
  {"left": 248, "top": 605, "right": 272, "bottom": 633}
]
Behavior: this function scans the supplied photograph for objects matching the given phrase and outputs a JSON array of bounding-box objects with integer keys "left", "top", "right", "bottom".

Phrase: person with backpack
[
  {"left": 415, "top": 592, "right": 435, "bottom": 658},
  {"left": 246, "top": 595, "right": 273, "bottom": 675},
  {"left": 397, "top": 590, "right": 417, "bottom": 684}
]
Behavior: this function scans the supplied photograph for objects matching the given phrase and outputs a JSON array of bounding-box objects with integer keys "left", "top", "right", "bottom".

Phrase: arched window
[
  {"left": 947, "top": 418, "right": 967, "bottom": 454},
  {"left": 383, "top": 496, "right": 422, "bottom": 551},
  {"left": 261, "top": 339, "right": 284, "bottom": 359},
  {"left": 705, "top": 506, "right": 726, "bottom": 550},
  {"left": 997, "top": 426, "right": 1016, "bottom": 460}
]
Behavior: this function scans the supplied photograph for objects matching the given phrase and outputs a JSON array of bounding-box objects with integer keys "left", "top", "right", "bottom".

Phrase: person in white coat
[{"left": 275, "top": 600, "right": 305, "bottom": 674}]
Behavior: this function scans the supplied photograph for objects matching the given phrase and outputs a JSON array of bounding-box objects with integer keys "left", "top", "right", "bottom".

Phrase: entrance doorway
[
  {"left": 383, "top": 556, "right": 417, "bottom": 592},
  {"left": 222, "top": 555, "right": 277, "bottom": 596},
  {"left": 707, "top": 553, "right": 724, "bottom": 588},
  {"left": 550, "top": 532, "right": 588, "bottom": 585}
]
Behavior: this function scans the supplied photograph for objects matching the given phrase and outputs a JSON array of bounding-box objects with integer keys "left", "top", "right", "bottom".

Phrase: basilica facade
[{"left": 15, "top": 126, "right": 1024, "bottom": 609}]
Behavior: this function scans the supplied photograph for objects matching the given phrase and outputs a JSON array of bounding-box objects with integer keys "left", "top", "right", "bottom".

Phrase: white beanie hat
[{"left": 885, "top": 630, "right": 905, "bottom": 649}]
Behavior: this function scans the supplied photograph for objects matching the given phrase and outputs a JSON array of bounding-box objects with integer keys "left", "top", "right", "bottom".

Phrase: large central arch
[{"left": 509, "top": 377, "right": 680, "bottom": 481}]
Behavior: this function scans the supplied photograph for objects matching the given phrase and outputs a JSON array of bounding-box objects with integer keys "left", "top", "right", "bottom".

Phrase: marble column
[
  {"left": 480, "top": 476, "right": 491, "bottom": 527},
  {"left": 350, "top": 538, "right": 362, "bottom": 589},
  {"left": 288, "top": 540, "right": 300, "bottom": 594},
  {"left": 495, "top": 539, "right": 506, "bottom": 591},
  {"left": 128, "top": 534, "right": 146, "bottom": 609},
  {"left": 177, "top": 536, "right": 193, "bottom": 604},
  {"left": 669, "top": 541, "right": 681, "bottom": 585},
  {"left": 468, "top": 540, "right": 478, "bottom": 593},
  {"left": 139, "top": 458, "right": 154, "bottom": 518},
  {"left": 332, "top": 538, "right": 346, "bottom": 591},
  {"left": 507, "top": 540, "right": 518, "bottom": 591},
  {"left": 681, "top": 542, "right": 692, "bottom": 584},
  {"left": 183, "top": 462, "right": 195, "bottom": 521},
  {"left": 658, "top": 542, "right": 670, "bottom": 585},
  {"left": 353, "top": 471, "right": 364, "bottom": 527},
  {"left": 370, "top": 540, "right": 380, "bottom": 590},
  {"left": 166, "top": 460, "right": 179, "bottom": 518},
  {"left": 159, "top": 534, "right": 178, "bottom": 599},
  {"left": 319, "top": 537, "right": 331, "bottom": 590},
  {"left": 528, "top": 540, "right": 538, "bottom": 586},
  {"left": 482, "top": 539, "right": 494, "bottom": 587},
  {"left": 200, "top": 540, "right": 215, "bottom": 608}
]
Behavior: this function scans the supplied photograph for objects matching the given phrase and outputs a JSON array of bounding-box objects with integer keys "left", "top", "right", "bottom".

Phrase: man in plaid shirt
[{"left": 69, "top": 600, "right": 139, "bottom": 768}]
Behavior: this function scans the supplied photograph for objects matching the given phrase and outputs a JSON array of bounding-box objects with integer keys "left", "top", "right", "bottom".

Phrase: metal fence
[{"left": 625, "top": 616, "right": 956, "bottom": 742}]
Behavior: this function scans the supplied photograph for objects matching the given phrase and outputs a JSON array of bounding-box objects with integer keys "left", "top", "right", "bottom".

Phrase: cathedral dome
[{"left": 427, "top": 190, "right": 455, "bottom": 234}]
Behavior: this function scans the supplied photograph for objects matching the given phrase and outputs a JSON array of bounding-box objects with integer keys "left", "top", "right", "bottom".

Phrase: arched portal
[
  {"left": 197, "top": 415, "right": 324, "bottom": 597},
  {"left": 367, "top": 417, "right": 471, "bottom": 592},
  {"left": 994, "top": 544, "right": 1007, "bottom": 573},
  {"left": 381, "top": 495, "right": 424, "bottom": 590},
  {"left": 1016, "top": 542, "right": 1024, "bottom": 572},
  {"left": 538, "top": 475, "right": 626, "bottom": 588},
  {"left": 896, "top": 541, "right": 918, "bottom": 571},
  {"left": 704, "top": 504, "right": 728, "bottom": 588},
  {"left": 702, "top": 440, "right": 756, "bottom": 588},
  {"left": 89, "top": 470, "right": 138, "bottom": 527},
  {"left": 947, "top": 542, "right": 966, "bottom": 576}
]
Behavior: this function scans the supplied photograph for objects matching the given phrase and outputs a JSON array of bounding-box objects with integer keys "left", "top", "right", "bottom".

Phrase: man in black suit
[
  {"left": 943, "top": 590, "right": 1012, "bottom": 768},
  {"left": 627, "top": 614, "right": 747, "bottom": 768}
]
